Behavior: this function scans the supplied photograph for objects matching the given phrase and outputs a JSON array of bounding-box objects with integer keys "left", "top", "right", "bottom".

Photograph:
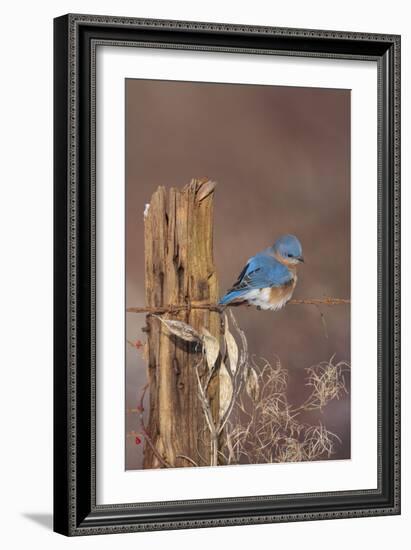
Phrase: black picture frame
[{"left": 53, "top": 13, "right": 401, "bottom": 536}]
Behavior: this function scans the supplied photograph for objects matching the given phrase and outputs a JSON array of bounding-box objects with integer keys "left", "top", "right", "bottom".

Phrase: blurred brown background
[{"left": 125, "top": 79, "right": 351, "bottom": 469}]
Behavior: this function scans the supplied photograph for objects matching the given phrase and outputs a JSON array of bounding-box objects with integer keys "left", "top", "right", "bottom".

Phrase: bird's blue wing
[{"left": 229, "top": 254, "right": 292, "bottom": 291}]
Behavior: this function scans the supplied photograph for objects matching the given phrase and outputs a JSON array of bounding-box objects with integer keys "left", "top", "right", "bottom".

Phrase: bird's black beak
[{"left": 298, "top": 256, "right": 305, "bottom": 263}]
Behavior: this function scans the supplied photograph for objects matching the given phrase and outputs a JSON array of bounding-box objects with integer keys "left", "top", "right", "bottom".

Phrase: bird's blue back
[
  {"left": 219, "top": 249, "right": 293, "bottom": 305},
  {"left": 239, "top": 249, "right": 292, "bottom": 289}
]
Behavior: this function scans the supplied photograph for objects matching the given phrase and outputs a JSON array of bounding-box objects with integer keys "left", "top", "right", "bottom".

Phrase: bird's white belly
[{"left": 244, "top": 286, "right": 294, "bottom": 311}]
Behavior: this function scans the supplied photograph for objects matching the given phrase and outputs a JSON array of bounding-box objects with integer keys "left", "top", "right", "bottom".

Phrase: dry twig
[{"left": 126, "top": 297, "right": 350, "bottom": 315}]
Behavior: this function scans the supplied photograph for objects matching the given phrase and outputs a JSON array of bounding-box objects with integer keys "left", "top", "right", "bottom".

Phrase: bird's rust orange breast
[{"left": 268, "top": 276, "right": 297, "bottom": 309}]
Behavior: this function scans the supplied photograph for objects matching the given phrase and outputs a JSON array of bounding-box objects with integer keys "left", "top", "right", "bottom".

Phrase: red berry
[{"left": 135, "top": 436, "right": 142, "bottom": 445}]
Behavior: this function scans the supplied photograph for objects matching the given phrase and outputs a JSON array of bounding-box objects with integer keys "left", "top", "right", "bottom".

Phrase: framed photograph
[{"left": 53, "top": 14, "right": 400, "bottom": 536}]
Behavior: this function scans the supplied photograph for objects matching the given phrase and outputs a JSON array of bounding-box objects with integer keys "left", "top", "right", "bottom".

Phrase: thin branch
[
  {"left": 218, "top": 310, "right": 248, "bottom": 436},
  {"left": 194, "top": 364, "right": 217, "bottom": 439},
  {"left": 176, "top": 454, "right": 199, "bottom": 467},
  {"left": 290, "top": 297, "right": 349, "bottom": 306},
  {"left": 137, "top": 384, "right": 171, "bottom": 468},
  {"left": 126, "top": 297, "right": 350, "bottom": 315},
  {"left": 127, "top": 303, "right": 223, "bottom": 314}
]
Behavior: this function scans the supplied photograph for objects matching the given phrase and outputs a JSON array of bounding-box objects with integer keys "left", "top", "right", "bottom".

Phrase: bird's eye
[{"left": 287, "top": 254, "right": 293, "bottom": 258}]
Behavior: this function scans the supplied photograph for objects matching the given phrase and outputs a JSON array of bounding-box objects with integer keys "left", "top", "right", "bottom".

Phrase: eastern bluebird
[{"left": 219, "top": 234, "right": 304, "bottom": 311}]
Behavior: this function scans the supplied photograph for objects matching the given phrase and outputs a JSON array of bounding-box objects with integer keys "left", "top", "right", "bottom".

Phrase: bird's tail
[{"left": 219, "top": 289, "right": 246, "bottom": 306}]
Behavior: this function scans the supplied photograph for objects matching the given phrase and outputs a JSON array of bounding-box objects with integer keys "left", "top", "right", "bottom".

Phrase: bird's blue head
[{"left": 272, "top": 234, "right": 304, "bottom": 265}]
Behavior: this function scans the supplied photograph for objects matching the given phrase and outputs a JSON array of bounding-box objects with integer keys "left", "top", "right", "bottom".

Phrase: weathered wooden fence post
[{"left": 143, "top": 178, "right": 220, "bottom": 468}]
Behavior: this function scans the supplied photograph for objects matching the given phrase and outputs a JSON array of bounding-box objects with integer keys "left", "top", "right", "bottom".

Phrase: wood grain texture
[{"left": 143, "top": 179, "right": 220, "bottom": 468}]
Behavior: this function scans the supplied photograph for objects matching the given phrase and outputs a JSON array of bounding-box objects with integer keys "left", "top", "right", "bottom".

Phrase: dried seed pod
[
  {"left": 154, "top": 316, "right": 201, "bottom": 343},
  {"left": 224, "top": 314, "right": 238, "bottom": 374},
  {"left": 245, "top": 367, "right": 260, "bottom": 401},
  {"left": 219, "top": 362, "right": 233, "bottom": 418},
  {"left": 201, "top": 327, "right": 220, "bottom": 370}
]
